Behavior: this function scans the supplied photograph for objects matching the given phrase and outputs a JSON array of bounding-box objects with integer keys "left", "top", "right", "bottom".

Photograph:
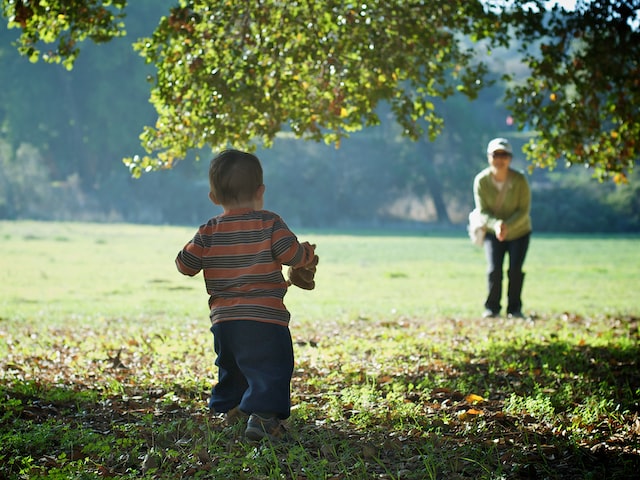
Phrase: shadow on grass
[
  {"left": 459, "top": 338, "right": 640, "bottom": 411},
  {"left": 432, "top": 335, "right": 640, "bottom": 479}
]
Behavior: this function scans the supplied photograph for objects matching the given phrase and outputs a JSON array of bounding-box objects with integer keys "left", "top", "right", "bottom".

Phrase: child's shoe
[
  {"left": 245, "top": 413, "right": 288, "bottom": 442},
  {"left": 224, "top": 406, "right": 249, "bottom": 426}
]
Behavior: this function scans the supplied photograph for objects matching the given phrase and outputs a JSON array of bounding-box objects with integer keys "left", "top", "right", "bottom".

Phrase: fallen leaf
[{"left": 465, "top": 393, "right": 484, "bottom": 404}]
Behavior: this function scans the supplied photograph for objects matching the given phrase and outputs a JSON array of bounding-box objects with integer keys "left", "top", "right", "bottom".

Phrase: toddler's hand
[
  {"left": 288, "top": 265, "right": 315, "bottom": 290},
  {"left": 287, "top": 253, "right": 319, "bottom": 290}
]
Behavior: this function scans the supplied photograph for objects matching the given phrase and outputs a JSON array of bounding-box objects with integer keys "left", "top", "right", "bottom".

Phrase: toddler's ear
[{"left": 209, "top": 191, "right": 220, "bottom": 205}]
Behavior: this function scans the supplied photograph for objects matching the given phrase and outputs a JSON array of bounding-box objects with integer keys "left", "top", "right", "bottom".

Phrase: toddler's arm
[{"left": 175, "top": 232, "right": 204, "bottom": 276}]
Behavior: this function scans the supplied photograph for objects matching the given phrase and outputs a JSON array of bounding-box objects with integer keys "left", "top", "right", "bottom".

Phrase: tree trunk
[{"left": 422, "top": 153, "right": 450, "bottom": 224}]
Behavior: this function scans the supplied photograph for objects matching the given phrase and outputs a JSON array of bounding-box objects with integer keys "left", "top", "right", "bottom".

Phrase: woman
[{"left": 473, "top": 138, "right": 532, "bottom": 318}]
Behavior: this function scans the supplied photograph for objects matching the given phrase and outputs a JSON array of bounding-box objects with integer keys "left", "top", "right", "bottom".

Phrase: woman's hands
[{"left": 495, "top": 221, "right": 508, "bottom": 241}]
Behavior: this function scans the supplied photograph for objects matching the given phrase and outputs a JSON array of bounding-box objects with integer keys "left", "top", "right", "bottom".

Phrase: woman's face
[{"left": 488, "top": 150, "right": 512, "bottom": 173}]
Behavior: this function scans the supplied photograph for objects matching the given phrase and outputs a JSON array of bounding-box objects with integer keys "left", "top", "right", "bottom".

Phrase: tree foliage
[
  {"left": 498, "top": 0, "right": 640, "bottom": 182},
  {"left": 124, "top": 0, "right": 494, "bottom": 176},
  {"left": 1, "top": 0, "right": 126, "bottom": 69},
  {"left": 1, "top": 0, "right": 639, "bottom": 181}
]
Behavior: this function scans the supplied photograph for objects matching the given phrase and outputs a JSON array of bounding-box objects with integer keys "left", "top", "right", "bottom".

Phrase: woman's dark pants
[{"left": 483, "top": 232, "right": 530, "bottom": 315}]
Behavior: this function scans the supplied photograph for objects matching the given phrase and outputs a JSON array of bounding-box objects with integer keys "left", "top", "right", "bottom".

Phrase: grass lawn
[{"left": 1, "top": 220, "right": 639, "bottom": 479}]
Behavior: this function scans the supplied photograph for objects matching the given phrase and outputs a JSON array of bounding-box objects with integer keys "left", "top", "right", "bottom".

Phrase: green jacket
[{"left": 473, "top": 167, "right": 532, "bottom": 241}]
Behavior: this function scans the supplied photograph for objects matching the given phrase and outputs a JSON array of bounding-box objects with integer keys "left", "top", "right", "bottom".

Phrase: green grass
[
  {"left": 2, "top": 221, "right": 638, "bottom": 324},
  {"left": 1, "top": 220, "right": 639, "bottom": 479}
]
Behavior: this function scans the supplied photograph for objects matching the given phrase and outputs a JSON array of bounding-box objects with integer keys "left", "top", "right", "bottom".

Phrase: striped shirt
[{"left": 176, "top": 208, "right": 315, "bottom": 326}]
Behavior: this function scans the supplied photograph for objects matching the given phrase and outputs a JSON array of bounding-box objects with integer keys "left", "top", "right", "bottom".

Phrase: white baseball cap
[{"left": 487, "top": 138, "right": 513, "bottom": 155}]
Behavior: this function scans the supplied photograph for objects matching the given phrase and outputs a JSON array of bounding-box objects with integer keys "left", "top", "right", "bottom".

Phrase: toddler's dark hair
[{"left": 209, "top": 150, "right": 263, "bottom": 204}]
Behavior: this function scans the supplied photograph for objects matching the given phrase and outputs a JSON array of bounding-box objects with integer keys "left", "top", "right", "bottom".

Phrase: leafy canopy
[
  {"left": 125, "top": 0, "right": 494, "bottom": 176},
  {"left": 2, "top": 0, "right": 639, "bottom": 181},
  {"left": 499, "top": 0, "right": 640, "bottom": 183},
  {"left": 1, "top": 0, "right": 126, "bottom": 70}
]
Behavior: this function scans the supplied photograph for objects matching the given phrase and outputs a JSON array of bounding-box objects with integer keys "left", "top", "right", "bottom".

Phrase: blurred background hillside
[{"left": 1, "top": 1, "right": 638, "bottom": 232}]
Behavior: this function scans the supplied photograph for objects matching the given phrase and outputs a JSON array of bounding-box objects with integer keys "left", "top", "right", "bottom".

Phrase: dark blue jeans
[
  {"left": 209, "top": 320, "right": 294, "bottom": 419},
  {"left": 483, "top": 232, "right": 530, "bottom": 315}
]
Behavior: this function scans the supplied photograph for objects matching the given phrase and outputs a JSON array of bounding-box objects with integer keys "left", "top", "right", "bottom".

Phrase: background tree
[
  {"left": 124, "top": 0, "right": 493, "bottom": 177},
  {"left": 498, "top": 0, "right": 640, "bottom": 182},
  {"left": 1, "top": 1, "right": 639, "bottom": 229},
  {"left": 2, "top": 1, "right": 638, "bottom": 180},
  {"left": 1, "top": 0, "right": 126, "bottom": 69},
  {"left": 0, "top": 1, "right": 167, "bottom": 198}
]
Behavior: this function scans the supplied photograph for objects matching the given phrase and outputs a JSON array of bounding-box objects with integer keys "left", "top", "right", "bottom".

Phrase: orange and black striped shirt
[{"left": 176, "top": 208, "right": 315, "bottom": 326}]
